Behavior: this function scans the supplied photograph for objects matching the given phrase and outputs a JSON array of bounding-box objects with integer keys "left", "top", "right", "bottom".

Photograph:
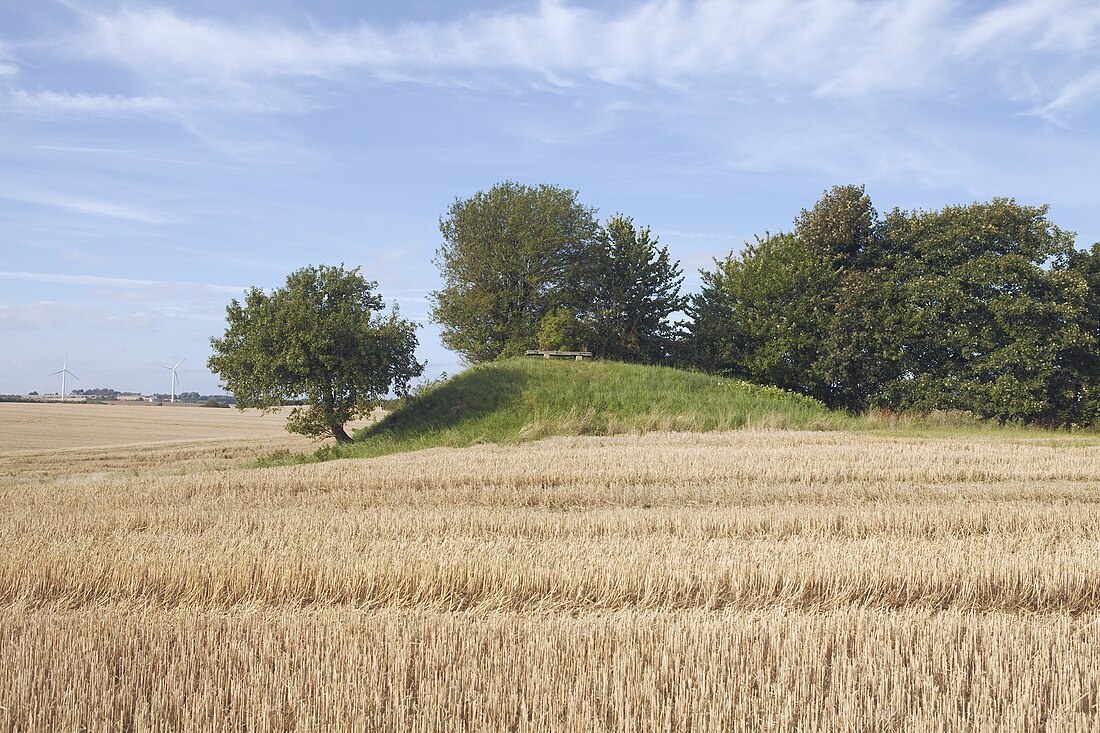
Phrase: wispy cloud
[
  {"left": 4, "top": 89, "right": 173, "bottom": 117},
  {"left": 0, "top": 40, "right": 17, "bottom": 76},
  {"left": 1031, "top": 69, "right": 1100, "bottom": 125},
  {"left": 47, "top": 0, "right": 1098, "bottom": 116},
  {"left": 0, "top": 302, "right": 154, "bottom": 331},
  {"left": 0, "top": 270, "right": 245, "bottom": 295},
  {"left": 0, "top": 184, "right": 171, "bottom": 224}
]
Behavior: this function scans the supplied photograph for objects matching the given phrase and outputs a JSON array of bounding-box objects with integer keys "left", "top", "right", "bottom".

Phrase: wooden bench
[{"left": 525, "top": 350, "right": 594, "bottom": 361}]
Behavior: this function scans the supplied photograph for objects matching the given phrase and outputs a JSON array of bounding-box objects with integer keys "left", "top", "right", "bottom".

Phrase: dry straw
[{"left": 2, "top": 414, "right": 1099, "bottom": 730}]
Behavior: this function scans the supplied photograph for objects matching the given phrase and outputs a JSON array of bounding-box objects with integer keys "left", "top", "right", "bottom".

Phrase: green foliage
[
  {"left": 536, "top": 308, "right": 591, "bottom": 351},
  {"left": 794, "top": 183, "right": 880, "bottom": 266},
  {"left": 1069, "top": 243, "right": 1100, "bottom": 424},
  {"left": 588, "top": 215, "right": 686, "bottom": 363},
  {"left": 692, "top": 188, "right": 1098, "bottom": 427},
  {"left": 208, "top": 264, "right": 423, "bottom": 442},
  {"left": 431, "top": 183, "right": 687, "bottom": 365},
  {"left": 691, "top": 185, "right": 899, "bottom": 413},
  {"left": 430, "top": 181, "right": 602, "bottom": 363},
  {"left": 692, "top": 232, "right": 834, "bottom": 401},
  {"left": 814, "top": 268, "right": 906, "bottom": 413},
  {"left": 884, "top": 200, "right": 1090, "bottom": 426}
]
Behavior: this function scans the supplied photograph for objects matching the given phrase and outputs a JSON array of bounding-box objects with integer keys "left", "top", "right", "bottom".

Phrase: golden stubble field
[{"left": 1, "top": 404, "right": 1099, "bottom": 731}]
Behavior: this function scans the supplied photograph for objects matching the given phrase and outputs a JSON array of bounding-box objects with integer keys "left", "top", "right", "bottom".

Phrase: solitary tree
[
  {"left": 208, "top": 264, "right": 423, "bottom": 443},
  {"left": 431, "top": 181, "right": 603, "bottom": 363}
]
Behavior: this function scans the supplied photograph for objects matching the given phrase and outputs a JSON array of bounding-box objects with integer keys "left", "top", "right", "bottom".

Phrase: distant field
[
  {"left": 2, "top": 426, "right": 1099, "bottom": 730},
  {"left": 0, "top": 402, "right": 378, "bottom": 477},
  {"left": 0, "top": 402, "right": 312, "bottom": 451}
]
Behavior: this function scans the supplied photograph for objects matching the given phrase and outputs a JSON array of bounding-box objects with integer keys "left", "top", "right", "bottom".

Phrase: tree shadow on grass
[{"left": 355, "top": 362, "right": 532, "bottom": 442}]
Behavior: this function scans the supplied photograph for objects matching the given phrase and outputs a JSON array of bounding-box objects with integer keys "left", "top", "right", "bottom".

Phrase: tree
[
  {"left": 690, "top": 191, "right": 1095, "bottom": 424},
  {"left": 794, "top": 184, "right": 880, "bottom": 267},
  {"left": 884, "top": 201, "right": 1092, "bottom": 425},
  {"left": 690, "top": 232, "right": 839, "bottom": 403},
  {"left": 1069, "top": 243, "right": 1100, "bottom": 424},
  {"left": 430, "top": 181, "right": 603, "bottom": 363},
  {"left": 793, "top": 184, "right": 901, "bottom": 410},
  {"left": 589, "top": 215, "right": 686, "bottom": 363},
  {"left": 689, "top": 185, "right": 898, "bottom": 411},
  {"left": 208, "top": 264, "right": 423, "bottom": 443}
]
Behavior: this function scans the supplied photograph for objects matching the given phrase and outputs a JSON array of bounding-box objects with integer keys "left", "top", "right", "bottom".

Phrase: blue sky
[{"left": 1, "top": 0, "right": 1099, "bottom": 395}]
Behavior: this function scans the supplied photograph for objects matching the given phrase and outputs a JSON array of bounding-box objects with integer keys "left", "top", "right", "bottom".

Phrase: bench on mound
[{"left": 525, "top": 350, "right": 594, "bottom": 361}]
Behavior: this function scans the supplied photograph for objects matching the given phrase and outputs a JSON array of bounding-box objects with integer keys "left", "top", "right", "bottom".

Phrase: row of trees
[
  {"left": 430, "top": 181, "right": 1100, "bottom": 427},
  {"left": 206, "top": 180, "right": 1100, "bottom": 441},
  {"left": 692, "top": 188, "right": 1100, "bottom": 426}
]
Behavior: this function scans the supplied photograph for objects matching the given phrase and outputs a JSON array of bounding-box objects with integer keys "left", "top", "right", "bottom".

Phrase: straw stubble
[{"left": 2, "top": 429, "right": 1098, "bottom": 731}]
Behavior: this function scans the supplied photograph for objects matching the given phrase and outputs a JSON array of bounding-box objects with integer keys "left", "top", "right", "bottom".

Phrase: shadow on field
[{"left": 356, "top": 363, "right": 531, "bottom": 442}]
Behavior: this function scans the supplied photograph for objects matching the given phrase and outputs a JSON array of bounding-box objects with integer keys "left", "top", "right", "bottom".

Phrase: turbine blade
[{"left": 174, "top": 357, "right": 186, "bottom": 368}]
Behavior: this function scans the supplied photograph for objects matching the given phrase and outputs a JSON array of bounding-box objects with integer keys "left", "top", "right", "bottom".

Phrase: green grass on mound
[{"left": 317, "top": 358, "right": 847, "bottom": 462}]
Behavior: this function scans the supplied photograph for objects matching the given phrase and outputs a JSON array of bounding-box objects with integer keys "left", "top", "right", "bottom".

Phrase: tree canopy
[
  {"left": 209, "top": 183, "right": 1100, "bottom": 432},
  {"left": 431, "top": 182, "right": 686, "bottom": 364},
  {"left": 691, "top": 187, "right": 1099, "bottom": 425},
  {"left": 882, "top": 200, "right": 1091, "bottom": 425},
  {"left": 588, "top": 215, "right": 686, "bottom": 363},
  {"left": 208, "top": 264, "right": 423, "bottom": 442},
  {"left": 430, "top": 181, "right": 602, "bottom": 363}
]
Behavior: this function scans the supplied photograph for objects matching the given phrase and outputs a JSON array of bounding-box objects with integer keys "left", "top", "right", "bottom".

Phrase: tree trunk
[{"left": 331, "top": 424, "right": 352, "bottom": 443}]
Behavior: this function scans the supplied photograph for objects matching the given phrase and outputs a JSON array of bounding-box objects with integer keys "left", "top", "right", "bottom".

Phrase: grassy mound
[{"left": 322, "top": 358, "right": 847, "bottom": 461}]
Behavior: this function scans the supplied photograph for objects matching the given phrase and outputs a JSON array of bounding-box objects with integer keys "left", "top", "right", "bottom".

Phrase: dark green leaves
[
  {"left": 691, "top": 188, "right": 1098, "bottom": 425},
  {"left": 588, "top": 215, "right": 686, "bottom": 363}
]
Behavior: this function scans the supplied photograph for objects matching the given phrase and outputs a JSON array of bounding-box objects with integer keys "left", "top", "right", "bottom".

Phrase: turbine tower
[
  {"left": 50, "top": 355, "right": 78, "bottom": 402},
  {"left": 159, "top": 358, "right": 186, "bottom": 403}
]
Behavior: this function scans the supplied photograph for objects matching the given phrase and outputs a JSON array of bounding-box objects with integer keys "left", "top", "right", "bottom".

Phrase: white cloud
[
  {"left": 5, "top": 89, "right": 173, "bottom": 117},
  {"left": 0, "top": 0, "right": 1089, "bottom": 138},
  {"left": 0, "top": 302, "right": 153, "bottom": 331},
  {"left": 1031, "top": 69, "right": 1100, "bottom": 124},
  {"left": 0, "top": 40, "right": 17, "bottom": 76},
  {"left": 0, "top": 270, "right": 245, "bottom": 295},
  {"left": 58, "top": 0, "right": 1099, "bottom": 108},
  {"left": 958, "top": 0, "right": 1100, "bottom": 56},
  {"left": 4, "top": 0, "right": 1097, "bottom": 179},
  {"left": 0, "top": 185, "right": 170, "bottom": 224}
]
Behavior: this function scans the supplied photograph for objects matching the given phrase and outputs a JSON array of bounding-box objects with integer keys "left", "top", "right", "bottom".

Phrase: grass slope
[{"left": 324, "top": 358, "right": 846, "bottom": 461}]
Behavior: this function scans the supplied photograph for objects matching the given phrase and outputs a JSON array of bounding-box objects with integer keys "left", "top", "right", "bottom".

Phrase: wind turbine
[
  {"left": 159, "top": 358, "right": 185, "bottom": 403},
  {"left": 50, "top": 355, "right": 78, "bottom": 402}
]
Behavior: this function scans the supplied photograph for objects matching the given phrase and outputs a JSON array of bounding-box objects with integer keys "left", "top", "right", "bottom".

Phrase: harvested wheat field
[{"left": 2, "top": 423, "right": 1100, "bottom": 731}]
